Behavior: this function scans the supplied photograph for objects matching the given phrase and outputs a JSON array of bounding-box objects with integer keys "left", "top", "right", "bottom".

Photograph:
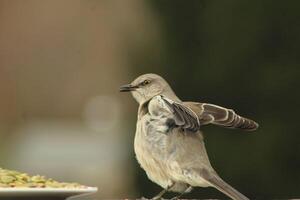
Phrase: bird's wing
[
  {"left": 183, "top": 101, "right": 259, "bottom": 131},
  {"left": 161, "top": 97, "right": 258, "bottom": 131},
  {"left": 161, "top": 96, "right": 200, "bottom": 132}
]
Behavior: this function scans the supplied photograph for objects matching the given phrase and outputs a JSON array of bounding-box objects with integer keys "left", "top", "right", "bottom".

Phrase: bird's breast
[
  {"left": 134, "top": 114, "right": 173, "bottom": 189},
  {"left": 135, "top": 114, "right": 170, "bottom": 158}
]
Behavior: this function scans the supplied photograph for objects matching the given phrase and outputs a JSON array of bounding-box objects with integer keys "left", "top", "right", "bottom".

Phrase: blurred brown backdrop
[{"left": 0, "top": 0, "right": 299, "bottom": 199}]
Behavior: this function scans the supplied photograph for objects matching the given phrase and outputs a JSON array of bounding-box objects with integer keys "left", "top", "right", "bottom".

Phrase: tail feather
[
  {"left": 208, "top": 174, "right": 249, "bottom": 200},
  {"left": 199, "top": 168, "right": 249, "bottom": 200}
]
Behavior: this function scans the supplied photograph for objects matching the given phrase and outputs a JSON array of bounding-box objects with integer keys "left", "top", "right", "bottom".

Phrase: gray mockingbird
[{"left": 120, "top": 73, "right": 258, "bottom": 200}]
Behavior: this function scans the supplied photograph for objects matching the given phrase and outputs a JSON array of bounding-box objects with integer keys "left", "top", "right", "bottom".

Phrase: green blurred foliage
[{"left": 130, "top": 0, "right": 300, "bottom": 199}]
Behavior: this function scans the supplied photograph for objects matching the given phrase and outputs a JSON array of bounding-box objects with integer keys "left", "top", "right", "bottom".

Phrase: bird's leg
[
  {"left": 152, "top": 189, "right": 167, "bottom": 200},
  {"left": 152, "top": 182, "right": 175, "bottom": 200},
  {"left": 170, "top": 186, "right": 193, "bottom": 200}
]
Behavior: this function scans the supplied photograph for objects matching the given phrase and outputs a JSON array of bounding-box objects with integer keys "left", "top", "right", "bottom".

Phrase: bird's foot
[
  {"left": 170, "top": 185, "right": 192, "bottom": 200},
  {"left": 151, "top": 188, "right": 169, "bottom": 200},
  {"left": 140, "top": 196, "right": 165, "bottom": 200},
  {"left": 152, "top": 194, "right": 165, "bottom": 200},
  {"left": 152, "top": 196, "right": 161, "bottom": 200}
]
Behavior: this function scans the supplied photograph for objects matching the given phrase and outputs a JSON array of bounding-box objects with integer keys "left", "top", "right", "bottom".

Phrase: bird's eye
[{"left": 142, "top": 80, "right": 150, "bottom": 86}]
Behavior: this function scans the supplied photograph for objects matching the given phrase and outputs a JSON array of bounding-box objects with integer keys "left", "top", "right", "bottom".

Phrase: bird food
[{"left": 0, "top": 168, "right": 86, "bottom": 188}]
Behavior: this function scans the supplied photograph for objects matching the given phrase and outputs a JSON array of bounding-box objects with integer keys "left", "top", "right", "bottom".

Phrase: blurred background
[{"left": 0, "top": 0, "right": 299, "bottom": 199}]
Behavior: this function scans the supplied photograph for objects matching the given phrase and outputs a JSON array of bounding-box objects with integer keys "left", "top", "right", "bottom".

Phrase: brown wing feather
[{"left": 183, "top": 102, "right": 259, "bottom": 131}]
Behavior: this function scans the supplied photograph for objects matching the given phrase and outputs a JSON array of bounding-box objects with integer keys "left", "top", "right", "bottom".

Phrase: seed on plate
[
  {"left": 0, "top": 168, "right": 87, "bottom": 189},
  {"left": 0, "top": 175, "right": 16, "bottom": 184}
]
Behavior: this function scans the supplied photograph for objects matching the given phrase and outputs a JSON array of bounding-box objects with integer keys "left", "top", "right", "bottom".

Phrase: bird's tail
[{"left": 207, "top": 174, "right": 249, "bottom": 200}]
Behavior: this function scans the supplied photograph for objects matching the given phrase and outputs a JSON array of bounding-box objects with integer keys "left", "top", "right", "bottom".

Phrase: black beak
[{"left": 119, "top": 84, "right": 138, "bottom": 92}]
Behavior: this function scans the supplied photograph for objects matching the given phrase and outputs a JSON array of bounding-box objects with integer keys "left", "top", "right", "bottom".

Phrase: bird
[{"left": 120, "top": 73, "right": 258, "bottom": 200}]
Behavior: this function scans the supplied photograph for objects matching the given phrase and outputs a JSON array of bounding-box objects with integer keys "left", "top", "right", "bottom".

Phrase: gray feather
[
  {"left": 183, "top": 102, "right": 259, "bottom": 131},
  {"left": 201, "top": 168, "right": 249, "bottom": 200}
]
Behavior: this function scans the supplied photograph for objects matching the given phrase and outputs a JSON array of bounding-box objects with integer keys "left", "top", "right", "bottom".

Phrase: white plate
[{"left": 0, "top": 187, "right": 98, "bottom": 200}]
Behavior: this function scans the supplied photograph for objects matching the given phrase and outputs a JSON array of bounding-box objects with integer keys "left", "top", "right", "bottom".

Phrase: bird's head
[{"left": 120, "top": 73, "right": 178, "bottom": 104}]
